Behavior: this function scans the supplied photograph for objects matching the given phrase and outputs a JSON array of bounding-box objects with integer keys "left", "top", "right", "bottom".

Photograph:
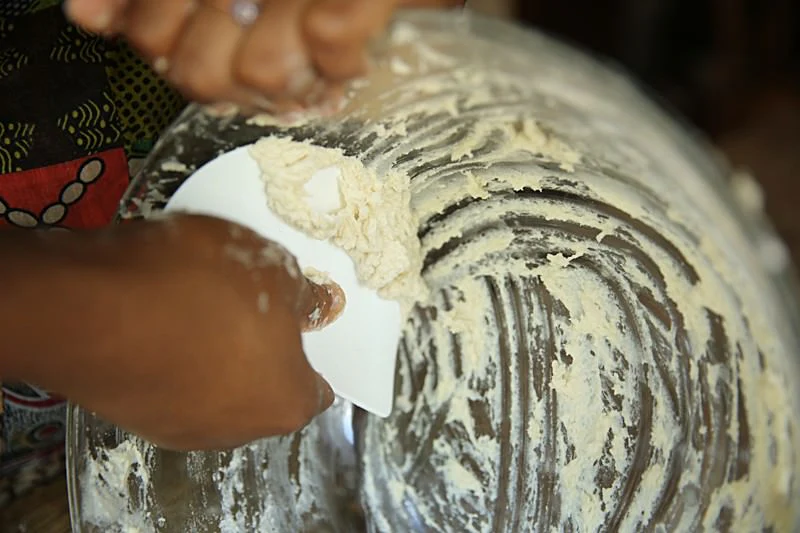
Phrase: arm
[
  {"left": 0, "top": 215, "right": 342, "bottom": 451},
  {"left": 0, "top": 227, "right": 128, "bottom": 385}
]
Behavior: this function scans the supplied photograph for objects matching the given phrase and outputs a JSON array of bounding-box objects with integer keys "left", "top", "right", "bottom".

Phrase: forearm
[
  {"left": 0, "top": 228, "right": 124, "bottom": 387},
  {"left": 0, "top": 214, "right": 340, "bottom": 450}
]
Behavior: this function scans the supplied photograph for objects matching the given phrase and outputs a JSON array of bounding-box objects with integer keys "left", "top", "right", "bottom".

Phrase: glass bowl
[{"left": 67, "top": 10, "right": 800, "bottom": 532}]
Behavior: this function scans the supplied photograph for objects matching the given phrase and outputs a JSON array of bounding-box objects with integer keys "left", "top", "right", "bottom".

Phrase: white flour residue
[
  {"left": 81, "top": 439, "right": 155, "bottom": 532},
  {"left": 160, "top": 159, "right": 188, "bottom": 173},
  {"left": 302, "top": 267, "right": 333, "bottom": 286},
  {"left": 353, "top": 15, "right": 800, "bottom": 533}
]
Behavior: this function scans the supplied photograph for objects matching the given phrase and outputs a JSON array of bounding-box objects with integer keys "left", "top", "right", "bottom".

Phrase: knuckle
[
  {"left": 173, "top": 65, "right": 225, "bottom": 102},
  {"left": 234, "top": 52, "right": 289, "bottom": 95},
  {"left": 127, "top": 28, "right": 171, "bottom": 59}
]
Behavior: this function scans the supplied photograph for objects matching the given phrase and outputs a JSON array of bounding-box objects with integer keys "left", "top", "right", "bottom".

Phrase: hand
[
  {"left": 64, "top": 0, "right": 464, "bottom": 113},
  {"left": 5, "top": 214, "right": 344, "bottom": 451}
]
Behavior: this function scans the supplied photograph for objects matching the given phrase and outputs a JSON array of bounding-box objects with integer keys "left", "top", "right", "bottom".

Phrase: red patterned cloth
[
  {"left": 0, "top": 3, "right": 184, "bottom": 505},
  {"left": 0, "top": 148, "right": 130, "bottom": 230},
  {"left": 0, "top": 151, "right": 132, "bottom": 505}
]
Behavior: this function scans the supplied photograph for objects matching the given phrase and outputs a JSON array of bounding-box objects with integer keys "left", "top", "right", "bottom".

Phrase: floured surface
[
  {"left": 74, "top": 12, "right": 800, "bottom": 533},
  {"left": 80, "top": 438, "right": 154, "bottom": 531},
  {"left": 352, "top": 18, "right": 800, "bottom": 533}
]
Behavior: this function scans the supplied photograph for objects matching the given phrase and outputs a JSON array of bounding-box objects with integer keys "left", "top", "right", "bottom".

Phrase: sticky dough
[{"left": 249, "top": 137, "right": 429, "bottom": 314}]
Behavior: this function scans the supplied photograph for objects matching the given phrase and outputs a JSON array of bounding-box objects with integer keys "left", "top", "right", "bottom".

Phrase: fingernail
[
  {"left": 320, "top": 102, "right": 337, "bottom": 116},
  {"left": 64, "top": 0, "right": 112, "bottom": 31},
  {"left": 185, "top": 0, "right": 199, "bottom": 16},
  {"left": 287, "top": 66, "right": 317, "bottom": 99},
  {"left": 166, "top": 66, "right": 183, "bottom": 87},
  {"left": 305, "top": 79, "right": 327, "bottom": 106},
  {"left": 93, "top": 5, "right": 114, "bottom": 31},
  {"left": 326, "top": 283, "right": 346, "bottom": 318},
  {"left": 206, "top": 102, "right": 239, "bottom": 117},
  {"left": 303, "top": 281, "right": 345, "bottom": 331},
  {"left": 152, "top": 56, "right": 170, "bottom": 75},
  {"left": 316, "top": 93, "right": 346, "bottom": 117},
  {"left": 283, "top": 51, "right": 307, "bottom": 71},
  {"left": 276, "top": 106, "right": 313, "bottom": 126},
  {"left": 251, "top": 96, "right": 276, "bottom": 113}
]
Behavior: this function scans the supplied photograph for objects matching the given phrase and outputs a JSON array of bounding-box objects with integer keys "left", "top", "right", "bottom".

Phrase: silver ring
[{"left": 230, "top": 0, "right": 261, "bottom": 26}]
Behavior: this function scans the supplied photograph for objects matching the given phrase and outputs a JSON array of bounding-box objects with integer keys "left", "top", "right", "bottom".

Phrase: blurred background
[{"left": 472, "top": 0, "right": 800, "bottom": 266}]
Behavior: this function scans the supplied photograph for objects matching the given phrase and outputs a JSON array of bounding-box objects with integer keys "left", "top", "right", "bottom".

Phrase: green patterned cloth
[{"left": 0, "top": 0, "right": 185, "bottom": 173}]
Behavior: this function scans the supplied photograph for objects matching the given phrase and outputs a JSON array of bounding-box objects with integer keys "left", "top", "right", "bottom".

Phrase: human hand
[
  {"left": 22, "top": 214, "right": 344, "bottom": 451},
  {"left": 64, "top": 0, "right": 464, "bottom": 113}
]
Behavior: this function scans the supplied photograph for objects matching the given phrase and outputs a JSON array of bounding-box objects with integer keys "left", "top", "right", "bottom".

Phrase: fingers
[
  {"left": 67, "top": 0, "right": 462, "bottom": 110},
  {"left": 178, "top": 216, "right": 337, "bottom": 436},
  {"left": 121, "top": 0, "right": 195, "bottom": 59},
  {"left": 168, "top": 3, "right": 249, "bottom": 103},
  {"left": 260, "top": 367, "right": 335, "bottom": 438},
  {"left": 299, "top": 277, "right": 346, "bottom": 331},
  {"left": 280, "top": 341, "right": 336, "bottom": 435},
  {"left": 196, "top": 216, "right": 337, "bottom": 435},
  {"left": 234, "top": 0, "right": 317, "bottom": 104},
  {"left": 261, "top": 295, "right": 335, "bottom": 435},
  {"left": 209, "top": 216, "right": 346, "bottom": 332},
  {"left": 303, "top": 0, "right": 395, "bottom": 82},
  {"left": 64, "top": 0, "right": 130, "bottom": 34}
]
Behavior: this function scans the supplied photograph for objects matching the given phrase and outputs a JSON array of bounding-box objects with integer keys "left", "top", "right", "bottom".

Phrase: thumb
[{"left": 296, "top": 272, "right": 346, "bottom": 332}]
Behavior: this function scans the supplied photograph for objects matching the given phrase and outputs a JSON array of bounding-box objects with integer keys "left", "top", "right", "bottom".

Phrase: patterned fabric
[
  {"left": 0, "top": 1, "right": 186, "bottom": 505},
  {"left": 0, "top": 0, "right": 60, "bottom": 18},
  {"left": 107, "top": 44, "right": 185, "bottom": 159},
  {"left": 0, "top": 148, "right": 130, "bottom": 229},
  {"left": 0, "top": 5, "right": 184, "bottom": 179}
]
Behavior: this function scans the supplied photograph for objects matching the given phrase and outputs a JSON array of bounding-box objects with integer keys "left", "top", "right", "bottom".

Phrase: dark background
[{"left": 519, "top": 0, "right": 800, "bottom": 265}]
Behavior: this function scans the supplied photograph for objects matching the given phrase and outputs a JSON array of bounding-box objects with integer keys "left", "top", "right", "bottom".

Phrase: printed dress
[{"left": 0, "top": 0, "right": 185, "bottom": 505}]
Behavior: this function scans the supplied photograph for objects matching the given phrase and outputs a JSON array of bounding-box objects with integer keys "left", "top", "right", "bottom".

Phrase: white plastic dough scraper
[{"left": 164, "top": 146, "right": 402, "bottom": 417}]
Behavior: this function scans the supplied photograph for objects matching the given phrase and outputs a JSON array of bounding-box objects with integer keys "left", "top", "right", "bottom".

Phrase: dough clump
[{"left": 250, "top": 136, "right": 428, "bottom": 312}]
